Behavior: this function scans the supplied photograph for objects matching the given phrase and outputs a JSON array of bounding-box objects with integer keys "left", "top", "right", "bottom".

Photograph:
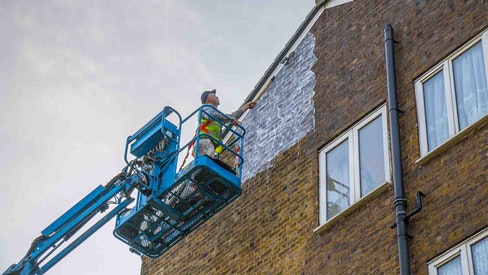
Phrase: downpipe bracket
[
  {"left": 390, "top": 107, "right": 405, "bottom": 114},
  {"left": 391, "top": 191, "right": 425, "bottom": 229}
]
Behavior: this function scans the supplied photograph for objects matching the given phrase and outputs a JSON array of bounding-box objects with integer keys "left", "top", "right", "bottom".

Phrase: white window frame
[
  {"left": 428, "top": 227, "right": 488, "bottom": 275},
  {"left": 318, "top": 105, "right": 390, "bottom": 225},
  {"left": 415, "top": 29, "right": 488, "bottom": 157}
]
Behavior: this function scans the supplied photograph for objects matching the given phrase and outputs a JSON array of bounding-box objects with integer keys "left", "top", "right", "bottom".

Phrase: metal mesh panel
[{"left": 114, "top": 164, "right": 241, "bottom": 258}]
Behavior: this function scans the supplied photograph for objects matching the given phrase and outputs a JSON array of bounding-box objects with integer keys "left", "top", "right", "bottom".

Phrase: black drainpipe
[{"left": 384, "top": 24, "right": 410, "bottom": 275}]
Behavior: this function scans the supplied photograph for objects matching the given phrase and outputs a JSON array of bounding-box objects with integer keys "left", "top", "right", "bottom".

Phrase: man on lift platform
[{"left": 198, "top": 89, "right": 256, "bottom": 158}]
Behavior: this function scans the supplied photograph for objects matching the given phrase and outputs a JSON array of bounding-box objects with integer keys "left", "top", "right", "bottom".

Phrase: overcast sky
[{"left": 0, "top": 1, "right": 315, "bottom": 274}]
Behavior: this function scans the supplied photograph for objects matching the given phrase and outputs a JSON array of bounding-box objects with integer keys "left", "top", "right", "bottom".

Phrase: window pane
[
  {"left": 453, "top": 41, "right": 488, "bottom": 130},
  {"left": 438, "top": 256, "right": 462, "bottom": 275},
  {"left": 358, "top": 116, "right": 385, "bottom": 196},
  {"left": 472, "top": 236, "right": 488, "bottom": 275},
  {"left": 423, "top": 71, "right": 449, "bottom": 151},
  {"left": 326, "top": 140, "right": 350, "bottom": 219}
]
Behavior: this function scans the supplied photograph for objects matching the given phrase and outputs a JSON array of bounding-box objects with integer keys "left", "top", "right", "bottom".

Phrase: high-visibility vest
[
  {"left": 199, "top": 118, "right": 220, "bottom": 140},
  {"left": 199, "top": 118, "right": 224, "bottom": 154}
]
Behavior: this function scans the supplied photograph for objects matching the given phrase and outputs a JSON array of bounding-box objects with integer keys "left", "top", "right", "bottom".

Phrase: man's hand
[{"left": 241, "top": 101, "right": 257, "bottom": 112}]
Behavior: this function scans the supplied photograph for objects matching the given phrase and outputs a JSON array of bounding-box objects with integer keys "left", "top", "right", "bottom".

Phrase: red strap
[
  {"left": 178, "top": 119, "right": 213, "bottom": 172},
  {"left": 199, "top": 119, "right": 212, "bottom": 134}
]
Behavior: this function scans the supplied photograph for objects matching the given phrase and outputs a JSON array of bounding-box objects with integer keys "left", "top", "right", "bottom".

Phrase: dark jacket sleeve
[
  {"left": 202, "top": 105, "right": 243, "bottom": 123},
  {"left": 227, "top": 108, "right": 244, "bottom": 120}
]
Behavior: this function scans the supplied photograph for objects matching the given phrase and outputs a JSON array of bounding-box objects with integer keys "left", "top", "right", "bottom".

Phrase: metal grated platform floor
[{"left": 114, "top": 156, "right": 241, "bottom": 257}]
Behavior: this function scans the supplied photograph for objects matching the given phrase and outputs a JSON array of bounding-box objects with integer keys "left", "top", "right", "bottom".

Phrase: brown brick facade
[{"left": 142, "top": 1, "right": 488, "bottom": 274}]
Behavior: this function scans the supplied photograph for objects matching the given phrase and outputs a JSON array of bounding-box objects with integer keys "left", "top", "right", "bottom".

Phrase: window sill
[
  {"left": 416, "top": 115, "right": 488, "bottom": 165},
  {"left": 313, "top": 182, "right": 391, "bottom": 235}
]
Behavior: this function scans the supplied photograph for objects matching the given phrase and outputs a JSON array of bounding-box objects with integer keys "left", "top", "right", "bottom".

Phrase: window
[
  {"left": 428, "top": 228, "right": 488, "bottom": 275},
  {"left": 415, "top": 30, "right": 488, "bottom": 157},
  {"left": 318, "top": 106, "right": 390, "bottom": 224}
]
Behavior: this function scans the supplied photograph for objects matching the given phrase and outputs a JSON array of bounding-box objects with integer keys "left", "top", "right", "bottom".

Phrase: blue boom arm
[{"left": 2, "top": 170, "right": 141, "bottom": 275}]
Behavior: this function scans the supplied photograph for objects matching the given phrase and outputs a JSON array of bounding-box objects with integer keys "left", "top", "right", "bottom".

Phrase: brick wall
[
  {"left": 310, "top": 0, "right": 488, "bottom": 274},
  {"left": 142, "top": 0, "right": 488, "bottom": 274}
]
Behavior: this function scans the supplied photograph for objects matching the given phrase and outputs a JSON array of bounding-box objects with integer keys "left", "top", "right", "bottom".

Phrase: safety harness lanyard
[{"left": 178, "top": 119, "right": 213, "bottom": 172}]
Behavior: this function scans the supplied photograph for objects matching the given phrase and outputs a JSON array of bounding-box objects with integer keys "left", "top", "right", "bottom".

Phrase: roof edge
[
  {"left": 223, "top": 2, "right": 325, "bottom": 140},
  {"left": 242, "top": 3, "right": 325, "bottom": 107}
]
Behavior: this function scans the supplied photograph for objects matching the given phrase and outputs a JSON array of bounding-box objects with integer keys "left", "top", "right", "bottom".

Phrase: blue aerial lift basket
[{"left": 113, "top": 105, "right": 246, "bottom": 258}]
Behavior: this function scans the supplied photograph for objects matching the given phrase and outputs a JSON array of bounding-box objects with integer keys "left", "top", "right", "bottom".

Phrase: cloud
[{"left": 0, "top": 1, "right": 315, "bottom": 274}]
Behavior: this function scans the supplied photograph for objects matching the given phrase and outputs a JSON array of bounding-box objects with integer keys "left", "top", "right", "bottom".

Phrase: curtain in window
[
  {"left": 453, "top": 42, "right": 488, "bottom": 130},
  {"left": 472, "top": 236, "right": 488, "bottom": 275},
  {"left": 438, "top": 255, "right": 462, "bottom": 275},
  {"left": 424, "top": 71, "right": 449, "bottom": 150},
  {"left": 359, "top": 116, "right": 385, "bottom": 196},
  {"left": 326, "top": 140, "right": 350, "bottom": 219}
]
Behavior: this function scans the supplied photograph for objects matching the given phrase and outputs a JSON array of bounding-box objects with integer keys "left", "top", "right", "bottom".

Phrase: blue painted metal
[
  {"left": 41, "top": 185, "right": 107, "bottom": 237},
  {"left": 113, "top": 155, "right": 242, "bottom": 257},
  {"left": 39, "top": 198, "right": 134, "bottom": 274},
  {"left": 125, "top": 106, "right": 181, "bottom": 162},
  {"left": 3, "top": 105, "right": 246, "bottom": 275},
  {"left": 2, "top": 174, "right": 136, "bottom": 275},
  {"left": 114, "top": 105, "right": 246, "bottom": 257}
]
